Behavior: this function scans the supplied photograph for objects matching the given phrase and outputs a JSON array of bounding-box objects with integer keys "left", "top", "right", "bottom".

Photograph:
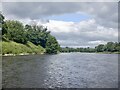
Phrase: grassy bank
[{"left": 1, "top": 41, "right": 45, "bottom": 56}]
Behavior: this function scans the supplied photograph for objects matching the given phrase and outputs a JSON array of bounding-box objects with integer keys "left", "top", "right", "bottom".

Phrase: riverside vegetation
[
  {"left": 0, "top": 13, "right": 60, "bottom": 55},
  {"left": 60, "top": 42, "right": 120, "bottom": 54},
  {"left": 0, "top": 13, "right": 120, "bottom": 55}
]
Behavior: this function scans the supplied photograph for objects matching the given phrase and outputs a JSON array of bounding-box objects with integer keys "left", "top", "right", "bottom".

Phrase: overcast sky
[{"left": 2, "top": 1, "right": 118, "bottom": 47}]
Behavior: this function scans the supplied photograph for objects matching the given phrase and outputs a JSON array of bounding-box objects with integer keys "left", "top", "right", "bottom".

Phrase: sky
[{"left": 1, "top": 1, "right": 119, "bottom": 48}]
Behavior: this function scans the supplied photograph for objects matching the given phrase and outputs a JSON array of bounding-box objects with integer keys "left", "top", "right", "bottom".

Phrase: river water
[{"left": 2, "top": 53, "right": 118, "bottom": 88}]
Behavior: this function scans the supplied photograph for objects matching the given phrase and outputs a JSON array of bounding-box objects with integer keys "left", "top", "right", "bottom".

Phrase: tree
[
  {"left": 104, "top": 42, "right": 115, "bottom": 52},
  {"left": 95, "top": 44, "right": 104, "bottom": 52},
  {"left": 5, "top": 20, "right": 27, "bottom": 44},
  {"left": 46, "top": 35, "right": 60, "bottom": 54},
  {"left": 114, "top": 42, "right": 120, "bottom": 52},
  {"left": 25, "top": 25, "right": 50, "bottom": 48},
  {"left": 0, "top": 13, "right": 7, "bottom": 35}
]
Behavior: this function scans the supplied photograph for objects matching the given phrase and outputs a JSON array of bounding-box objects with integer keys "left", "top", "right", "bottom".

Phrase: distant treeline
[
  {"left": 1, "top": 13, "right": 60, "bottom": 54},
  {"left": 60, "top": 42, "right": 120, "bottom": 53}
]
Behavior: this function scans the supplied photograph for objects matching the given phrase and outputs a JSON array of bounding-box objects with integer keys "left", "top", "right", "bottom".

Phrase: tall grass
[{"left": 1, "top": 41, "right": 45, "bottom": 55}]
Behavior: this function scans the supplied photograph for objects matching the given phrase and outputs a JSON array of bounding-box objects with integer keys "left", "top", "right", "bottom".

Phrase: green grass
[
  {"left": 26, "top": 41, "right": 46, "bottom": 54},
  {"left": 1, "top": 41, "right": 45, "bottom": 55}
]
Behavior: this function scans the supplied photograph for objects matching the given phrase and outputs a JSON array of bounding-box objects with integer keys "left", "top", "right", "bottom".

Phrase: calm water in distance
[{"left": 2, "top": 53, "right": 118, "bottom": 88}]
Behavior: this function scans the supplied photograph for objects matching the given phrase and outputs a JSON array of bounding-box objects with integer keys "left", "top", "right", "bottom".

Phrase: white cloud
[
  {"left": 42, "top": 20, "right": 78, "bottom": 33},
  {"left": 2, "top": 2, "right": 118, "bottom": 28},
  {"left": 88, "top": 40, "right": 107, "bottom": 45},
  {"left": 43, "top": 19, "right": 118, "bottom": 38},
  {"left": 35, "top": 19, "right": 118, "bottom": 47}
]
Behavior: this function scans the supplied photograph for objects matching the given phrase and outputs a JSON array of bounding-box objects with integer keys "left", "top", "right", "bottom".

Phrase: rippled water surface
[{"left": 2, "top": 53, "right": 118, "bottom": 88}]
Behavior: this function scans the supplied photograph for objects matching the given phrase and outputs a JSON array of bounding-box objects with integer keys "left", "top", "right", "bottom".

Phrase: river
[{"left": 2, "top": 53, "right": 118, "bottom": 88}]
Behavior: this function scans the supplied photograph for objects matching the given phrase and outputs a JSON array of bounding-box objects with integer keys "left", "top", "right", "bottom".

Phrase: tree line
[
  {"left": 0, "top": 13, "right": 60, "bottom": 54},
  {"left": 60, "top": 42, "right": 120, "bottom": 53}
]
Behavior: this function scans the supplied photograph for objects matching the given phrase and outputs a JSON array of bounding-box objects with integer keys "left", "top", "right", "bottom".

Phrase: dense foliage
[
  {"left": 60, "top": 42, "right": 120, "bottom": 53},
  {"left": 46, "top": 35, "right": 60, "bottom": 54},
  {"left": 1, "top": 13, "right": 60, "bottom": 54},
  {"left": 5, "top": 20, "right": 27, "bottom": 44},
  {"left": 0, "top": 13, "right": 7, "bottom": 37}
]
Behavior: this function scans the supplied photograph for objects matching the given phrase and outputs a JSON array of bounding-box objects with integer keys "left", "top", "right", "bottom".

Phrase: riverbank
[
  {"left": 1, "top": 51, "right": 120, "bottom": 57},
  {"left": 96, "top": 52, "right": 120, "bottom": 54},
  {"left": 1, "top": 41, "right": 45, "bottom": 56},
  {"left": 2, "top": 52, "right": 44, "bottom": 56},
  {"left": 61, "top": 52, "right": 120, "bottom": 54},
  {"left": 1, "top": 41, "right": 119, "bottom": 57}
]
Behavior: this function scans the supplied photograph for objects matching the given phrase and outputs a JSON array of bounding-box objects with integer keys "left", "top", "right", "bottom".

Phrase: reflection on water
[{"left": 2, "top": 53, "right": 118, "bottom": 88}]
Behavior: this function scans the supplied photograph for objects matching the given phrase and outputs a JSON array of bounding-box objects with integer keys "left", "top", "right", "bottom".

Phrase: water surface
[{"left": 2, "top": 53, "right": 118, "bottom": 88}]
